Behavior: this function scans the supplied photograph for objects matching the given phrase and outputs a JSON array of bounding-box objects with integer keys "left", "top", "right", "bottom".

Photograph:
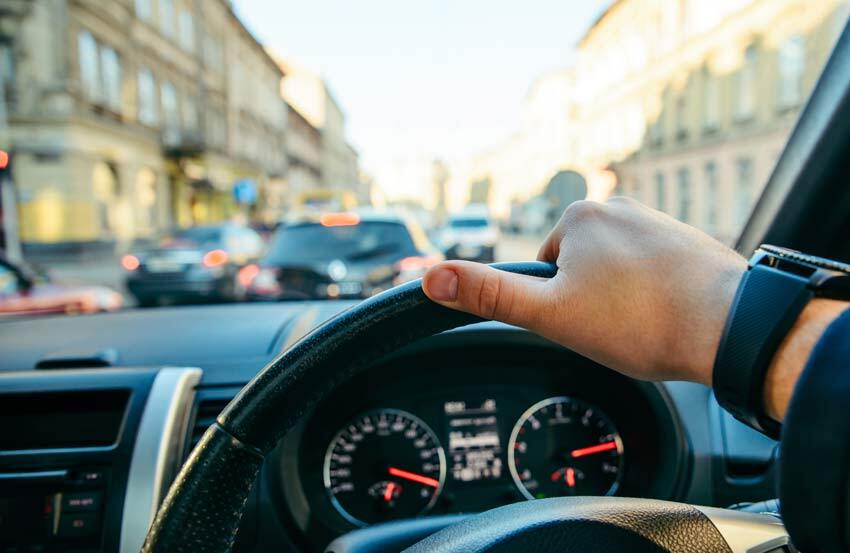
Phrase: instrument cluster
[{"left": 273, "top": 340, "right": 687, "bottom": 545}]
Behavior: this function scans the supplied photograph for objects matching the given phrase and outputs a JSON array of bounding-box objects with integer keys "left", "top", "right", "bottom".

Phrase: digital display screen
[{"left": 444, "top": 399, "right": 502, "bottom": 482}]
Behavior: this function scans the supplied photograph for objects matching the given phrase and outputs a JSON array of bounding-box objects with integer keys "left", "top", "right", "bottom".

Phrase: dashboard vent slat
[{"left": 187, "top": 398, "right": 232, "bottom": 455}]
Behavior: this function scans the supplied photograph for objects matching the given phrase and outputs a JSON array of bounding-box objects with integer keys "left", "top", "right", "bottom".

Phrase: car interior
[{"left": 3, "top": 4, "right": 850, "bottom": 553}]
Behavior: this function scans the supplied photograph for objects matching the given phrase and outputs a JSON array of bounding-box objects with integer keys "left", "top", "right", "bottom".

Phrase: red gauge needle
[
  {"left": 383, "top": 482, "right": 397, "bottom": 501},
  {"left": 388, "top": 467, "right": 440, "bottom": 488},
  {"left": 565, "top": 467, "right": 576, "bottom": 488},
  {"left": 570, "top": 441, "right": 618, "bottom": 458}
]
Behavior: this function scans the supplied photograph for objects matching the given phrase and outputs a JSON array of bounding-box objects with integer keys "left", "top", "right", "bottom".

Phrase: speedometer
[
  {"left": 323, "top": 409, "right": 446, "bottom": 526},
  {"left": 508, "top": 396, "right": 624, "bottom": 499}
]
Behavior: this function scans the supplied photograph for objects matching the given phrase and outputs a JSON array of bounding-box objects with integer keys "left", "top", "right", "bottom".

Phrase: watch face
[{"left": 758, "top": 245, "right": 850, "bottom": 274}]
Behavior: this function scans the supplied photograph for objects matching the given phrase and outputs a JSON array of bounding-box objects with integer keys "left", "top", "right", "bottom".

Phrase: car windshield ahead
[
  {"left": 450, "top": 218, "right": 489, "bottom": 229},
  {"left": 0, "top": 0, "right": 847, "bottom": 313},
  {"left": 160, "top": 227, "right": 223, "bottom": 248},
  {"left": 265, "top": 222, "right": 414, "bottom": 263}
]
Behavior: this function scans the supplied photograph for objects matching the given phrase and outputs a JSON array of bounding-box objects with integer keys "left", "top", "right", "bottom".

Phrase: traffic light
[{"left": 0, "top": 150, "right": 8, "bottom": 171}]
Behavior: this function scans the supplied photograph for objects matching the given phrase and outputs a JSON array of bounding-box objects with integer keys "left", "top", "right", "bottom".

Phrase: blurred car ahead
[
  {"left": 441, "top": 207, "right": 499, "bottom": 262},
  {"left": 123, "top": 223, "right": 264, "bottom": 307},
  {"left": 243, "top": 211, "right": 443, "bottom": 300},
  {"left": 0, "top": 254, "right": 122, "bottom": 317}
]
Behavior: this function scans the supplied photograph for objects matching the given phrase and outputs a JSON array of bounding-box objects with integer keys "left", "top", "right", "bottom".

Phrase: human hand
[{"left": 422, "top": 198, "right": 747, "bottom": 385}]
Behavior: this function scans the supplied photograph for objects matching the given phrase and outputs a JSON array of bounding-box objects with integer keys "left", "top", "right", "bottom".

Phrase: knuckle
[
  {"left": 562, "top": 200, "right": 605, "bottom": 225},
  {"left": 606, "top": 194, "right": 632, "bottom": 204},
  {"left": 476, "top": 271, "right": 504, "bottom": 320}
]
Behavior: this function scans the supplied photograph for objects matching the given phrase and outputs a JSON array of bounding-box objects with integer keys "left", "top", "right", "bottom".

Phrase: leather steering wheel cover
[{"left": 400, "top": 497, "right": 732, "bottom": 553}]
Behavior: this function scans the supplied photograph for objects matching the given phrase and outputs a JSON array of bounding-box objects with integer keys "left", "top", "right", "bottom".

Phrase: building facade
[
  {"left": 580, "top": 0, "right": 850, "bottom": 243},
  {"left": 448, "top": 69, "right": 579, "bottom": 219},
  {"left": 278, "top": 58, "right": 362, "bottom": 206},
  {"left": 284, "top": 102, "right": 322, "bottom": 207},
  {"left": 0, "top": 0, "right": 288, "bottom": 251},
  {"left": 452, "top": 0, "right": 849, "bottom": 242}
]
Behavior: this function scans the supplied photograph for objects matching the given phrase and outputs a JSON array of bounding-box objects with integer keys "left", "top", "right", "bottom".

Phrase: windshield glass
[
  {"left": 160, "top": 227, "right": 223, "bottom": 248},
  {"left": 450, "top": 218, "right": 489, "bottom": 229},
  {"left": 266, "top": 222, "right": 414, "bottom": 263},
  {"left": 0, "top": 0, "right": 847, "bottom": 312}
]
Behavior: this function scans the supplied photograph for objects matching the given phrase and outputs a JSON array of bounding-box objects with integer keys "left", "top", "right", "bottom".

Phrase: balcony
[{"left": 161, "top": 127, "right": 207, "bottom": 158}]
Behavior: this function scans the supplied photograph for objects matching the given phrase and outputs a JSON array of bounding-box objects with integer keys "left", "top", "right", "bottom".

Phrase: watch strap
[{"left": 712, "top": 264, "right": 814, "bottom": 438}]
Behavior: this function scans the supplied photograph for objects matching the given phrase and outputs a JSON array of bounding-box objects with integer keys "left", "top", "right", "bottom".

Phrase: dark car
[
  {"left": 0, "top": 254, "right": 122, "bottom": 317},
  {"left": 244, "top": 211, "right": 443, "bottom": 300},
  {"left": 124, "top": 223, "right": 264, "bottom": 306}
]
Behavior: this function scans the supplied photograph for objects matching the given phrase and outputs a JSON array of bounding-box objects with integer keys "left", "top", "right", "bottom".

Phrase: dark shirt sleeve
[{"left": 780, "top": 307, "right": 850, "bottom": 552}]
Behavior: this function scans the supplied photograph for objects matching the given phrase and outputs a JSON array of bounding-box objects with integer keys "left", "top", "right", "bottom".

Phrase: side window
[{"left": 0, "top": 263, "right": 22, "bottom": 296}]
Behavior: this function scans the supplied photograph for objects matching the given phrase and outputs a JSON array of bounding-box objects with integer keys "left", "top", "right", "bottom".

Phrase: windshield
[
  {"left": 159, "top": 227, "right": 223, "bottom": 248},
  {"left": 0, "top": 0, "right": 847, "bottom": 312},
  {"left": 266, "top": 222, "right": 415, "bottom": 263},
  {"left": 450, "top": 218, "right": 489, "bottom": 229}
]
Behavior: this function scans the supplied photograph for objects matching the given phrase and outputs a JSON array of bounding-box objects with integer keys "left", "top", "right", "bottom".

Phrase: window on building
[
  {"left": 204, "top": 32, "right": 223, "bottom": 69},
  {"left": 99, "top": 46, "right": 122, "bottom": 112},
  {"left": 178, "top": 11, "right": 194, "bottom": 51},
  {"left": 137, "top": 67, "right": 158, "bottom": 125},
  {"left": 735, "top": 158, "right": 754, "bottom": 228},
  {"left": 161, "top": 81, "right": 179, "bottom": 130},
  {"left": 649, "top": 110, "right": 664, "bottom": 147},
  {"left": 778, "top": 35, "right": 805, "bottom": 109},
  {"left": 182, "top": 94, "right": 199, "bottom": 132},
  {"left": 703, "top": 65, "right": 719, "bottom": 130},
  {"left": 0, "top": 40, "right": 14, "bottom": 87},
  {"left": 78, "top": 31, "right": 101, "bottom": 101},
  {"left": 676, "top": 167, "right": 691, "bottom": 223},
  {"left": 160, "top": 0, "right": 175, "bottom": 37},
  {"left": 135, "top": 0, "right": 152, "bottom": 20},
  {"left": 675, "top": 94, "right": 688, "bottom": 140},
  {"left": 736, "top": 45, "right": 757, "bottom": 121},
  {"left": 207, "top": 109, "right": 227, "bottom": 148},
  {"left": 704, "top": 161, "right": 719, "bottom": 233},
  {"left": 655, "top": 171, "right": 667, "bottom": 212}
]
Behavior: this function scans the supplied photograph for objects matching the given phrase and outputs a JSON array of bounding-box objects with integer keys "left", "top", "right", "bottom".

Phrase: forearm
[{"left": 763, "top": 298, "right": 849, "bottom": 421}]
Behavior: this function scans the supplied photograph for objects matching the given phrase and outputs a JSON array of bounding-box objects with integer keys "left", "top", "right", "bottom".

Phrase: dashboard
[{"left": 0, "top": 302, "right": 779, "bottom": 552}]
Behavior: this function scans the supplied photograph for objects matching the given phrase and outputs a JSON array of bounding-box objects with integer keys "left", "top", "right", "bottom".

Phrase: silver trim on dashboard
[
  {"left": 696, "top": 506, "right": 793, "bottom": 553},
  {"left": 119, "top": 367, "right": 202, "bottom": 553}
]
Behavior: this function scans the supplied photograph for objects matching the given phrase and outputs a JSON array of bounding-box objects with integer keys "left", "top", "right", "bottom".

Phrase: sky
[{"left": 234, "top": 0, "right": 610, "bottom": 202}]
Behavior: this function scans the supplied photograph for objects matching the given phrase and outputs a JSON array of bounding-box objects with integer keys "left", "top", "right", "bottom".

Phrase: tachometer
[
  {"left": 323, "top": 408, "right": 446, "bottom": 526},
  {"left": 508, "top": 396, "right": 623, "bottom": 499}
]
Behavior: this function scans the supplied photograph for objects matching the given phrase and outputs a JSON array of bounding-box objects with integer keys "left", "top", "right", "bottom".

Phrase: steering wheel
[{"left": 141, "top": 262, "right": 791, "bottom": 553}]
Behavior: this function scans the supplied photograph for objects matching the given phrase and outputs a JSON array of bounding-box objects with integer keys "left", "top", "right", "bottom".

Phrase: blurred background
[{"left": 0, "top": 0, "right": 847, "bottom": 314}]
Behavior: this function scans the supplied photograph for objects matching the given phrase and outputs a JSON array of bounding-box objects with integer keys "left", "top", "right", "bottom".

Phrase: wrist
[{"left": 763, "top": 298, "right": 848, "bottom": 421}]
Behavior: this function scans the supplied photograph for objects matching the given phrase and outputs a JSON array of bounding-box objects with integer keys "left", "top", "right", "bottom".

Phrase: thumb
[{"left": 422, "top": 261, "right": 551, "bottom": 330}]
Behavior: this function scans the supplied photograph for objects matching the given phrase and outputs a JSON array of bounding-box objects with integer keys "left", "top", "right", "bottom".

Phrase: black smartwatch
[{"left": 713, "top": 245, "right": 850, "bottom": 438}]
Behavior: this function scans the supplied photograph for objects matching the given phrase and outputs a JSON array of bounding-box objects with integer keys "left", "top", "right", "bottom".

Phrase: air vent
[{"left": 186, "top": 397, "right": 231, "bottom": 458}]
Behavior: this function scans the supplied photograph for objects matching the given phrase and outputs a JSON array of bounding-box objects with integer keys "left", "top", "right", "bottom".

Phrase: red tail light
[
  {"left": 320, "top": 212, "right": 360, "bottom": 227},
  {"left": 121, "top": 254, "right": 140, "bottom": 271},
  {"left": 396, "top": 254, "right": 442, "bottom": 273},
  {"left": 237, "top": 264, "right": 260, "bottom": 287},
  {"left": 202, "top": 249, "right": 229, "bottom": 268},
  {"left": 247, "top": 267, "right": 281, "bottom": 296}
]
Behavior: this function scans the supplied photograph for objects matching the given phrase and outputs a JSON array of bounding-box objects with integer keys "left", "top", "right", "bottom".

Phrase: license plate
[
  {"left": 457, "top": 245, "right": 481, "bottom": 258},
  {"left": 146, "top": 259, "right": 184, "bottom": 273},
  {"left": 339, "top": 282, "right": 362, "bottom": 295}
]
